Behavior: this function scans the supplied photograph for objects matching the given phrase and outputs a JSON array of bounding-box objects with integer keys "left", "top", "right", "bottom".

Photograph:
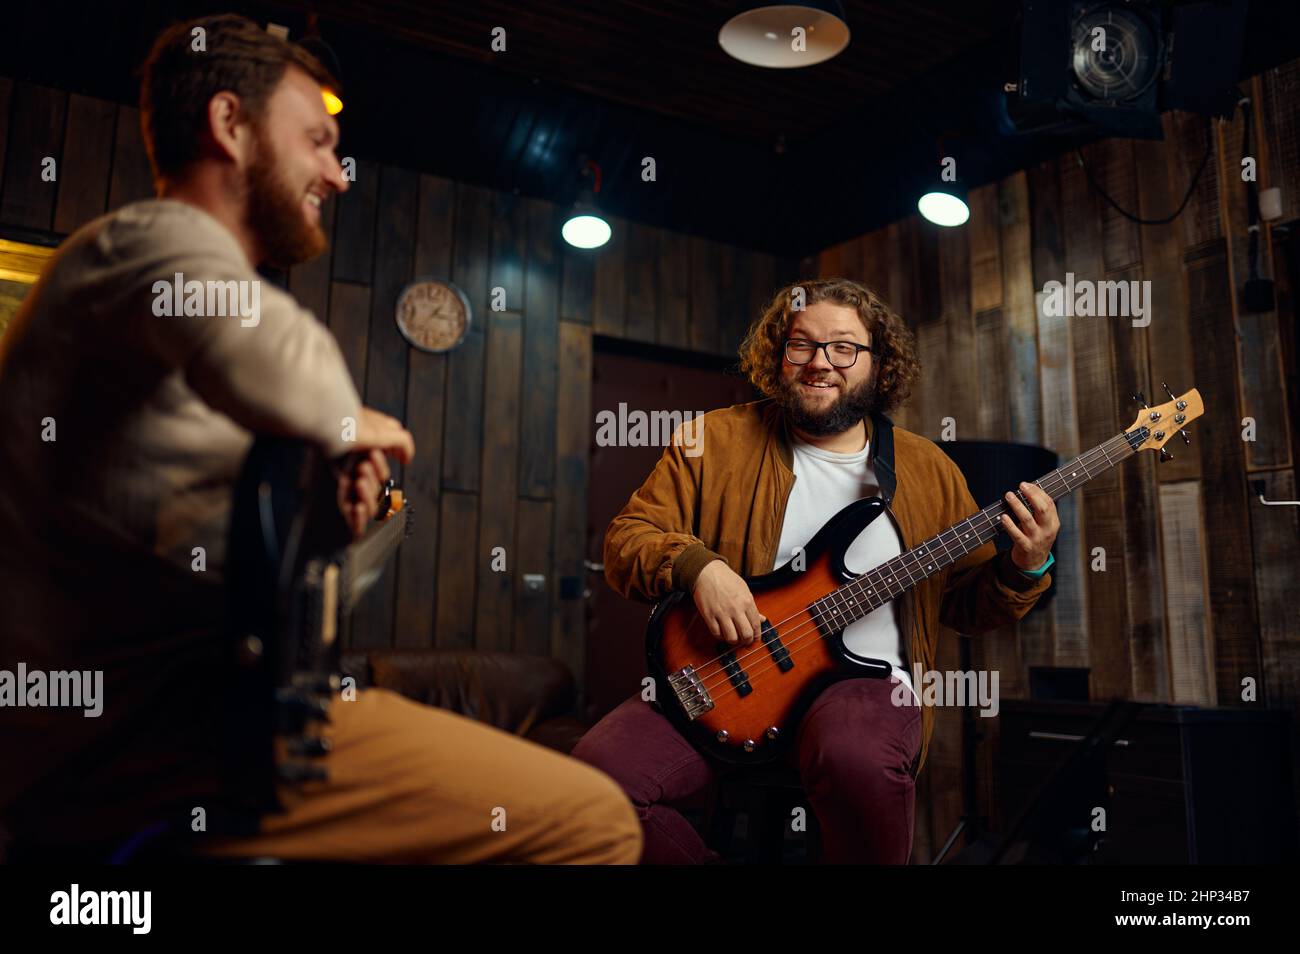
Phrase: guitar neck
[
  {"left": 813, "top": 425, "right": 1150, "bottom": 627},
  {"left": 334, "top": 506, "right": 414, "bottom": 612}
]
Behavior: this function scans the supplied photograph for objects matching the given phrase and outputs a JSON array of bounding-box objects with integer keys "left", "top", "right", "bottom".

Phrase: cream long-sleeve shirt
[{"left": 0, "top": 199, "right": 360, "bottom": 840}]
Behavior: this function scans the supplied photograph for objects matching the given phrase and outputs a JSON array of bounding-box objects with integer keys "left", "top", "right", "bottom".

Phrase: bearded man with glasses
[{"left": 573, "top": 277, "right": 1059, "bottom": 864}]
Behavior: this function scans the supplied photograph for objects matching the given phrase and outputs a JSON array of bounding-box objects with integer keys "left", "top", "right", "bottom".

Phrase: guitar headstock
[
  {"left": 378, "top": 477, "right": 405, "bottom": 520},
  {"left": 1128, "top": 384, "right": 1203, "bottom": 459}
]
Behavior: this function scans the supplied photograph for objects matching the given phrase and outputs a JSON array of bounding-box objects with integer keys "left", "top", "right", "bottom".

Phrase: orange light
[{"left": 322, "top": 88, "right": 343, "bottom": 115}]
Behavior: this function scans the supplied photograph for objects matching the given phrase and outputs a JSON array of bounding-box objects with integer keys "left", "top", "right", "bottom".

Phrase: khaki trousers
[{"left": 199, "top": 688, "right": 642, "bottom": 864}]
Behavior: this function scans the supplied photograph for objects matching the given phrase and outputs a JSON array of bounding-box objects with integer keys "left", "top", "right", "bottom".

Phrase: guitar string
[
  {"left": 689, "top": 433, "right": 1131, "bottom": 704},
  {"left": 679, "top": 433, "right": 1134, "bottom": 706}
]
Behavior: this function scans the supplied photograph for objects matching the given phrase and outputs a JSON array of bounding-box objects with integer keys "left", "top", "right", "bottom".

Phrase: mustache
[{"left": 778, "top": 367, "right": 878, "bottom": 436}]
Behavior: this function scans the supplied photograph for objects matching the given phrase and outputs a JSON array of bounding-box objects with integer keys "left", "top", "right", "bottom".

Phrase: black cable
[{"left": 1073, "top": 113, "right": 1217, "bottom": 226}]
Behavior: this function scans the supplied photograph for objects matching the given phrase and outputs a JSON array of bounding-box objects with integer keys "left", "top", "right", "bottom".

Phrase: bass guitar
[{"left": 646, "top": 386, "right": 1202, "bottom": 764}]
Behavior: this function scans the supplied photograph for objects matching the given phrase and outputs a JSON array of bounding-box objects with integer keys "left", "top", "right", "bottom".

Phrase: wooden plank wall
[
  {"left": 815, "top": 63, "right": 1300, "bottom": 862},
  {"left": 0, "top": 78, "right": 790, "bottom": 713},
  {"left": 4, "top": 64, "right": 1296, "bottom": 858}
]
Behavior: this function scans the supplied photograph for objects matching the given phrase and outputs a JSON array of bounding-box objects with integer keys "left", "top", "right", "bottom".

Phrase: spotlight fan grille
[{"left": 1069, "top": 5, "right": 1160, "bottom": 103}]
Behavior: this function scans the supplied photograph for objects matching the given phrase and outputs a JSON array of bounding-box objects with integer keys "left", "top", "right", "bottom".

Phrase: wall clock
[{"left": 394, "top": 279, "right": 472, "bottom": 353}]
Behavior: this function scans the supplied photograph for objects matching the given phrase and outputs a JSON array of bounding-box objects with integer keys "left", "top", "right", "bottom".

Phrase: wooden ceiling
[
  {"left": 7, "top": 0, "right": 1295, "bottom": 253},
  {"left": 283, "top": 0, "right": 1018, "bottom": 144}
]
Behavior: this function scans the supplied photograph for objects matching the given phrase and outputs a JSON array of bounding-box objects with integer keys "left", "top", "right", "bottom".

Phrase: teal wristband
[{"left": 1015, "top": 551, "right": 1055, "bottom": 579}]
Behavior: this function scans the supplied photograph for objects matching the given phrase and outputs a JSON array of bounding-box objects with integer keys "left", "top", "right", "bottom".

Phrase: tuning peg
[
  {"left": 291, "top": 672, "right": 342, "bottom": 695},
  {"left": 1161, "top": 381, "right": 1188, "bottom": 411},
  {"left": 274, "top": 688, "right": 332, "bottom": 733},
  {"left": 1181, "top": 430, "right": 1191, "bottom": 445},
  {"left": 1159, "top": 448, "right": 1173, "bottom": 462},
  {"left": 1132, "top": 391, "right": 1148, "bottom": 408},
  {"left": 285, "top": 735, "right": 332, "bottom": 758},
  {"left": 278, "top": 761, "right": 329, "bottom": 784}
]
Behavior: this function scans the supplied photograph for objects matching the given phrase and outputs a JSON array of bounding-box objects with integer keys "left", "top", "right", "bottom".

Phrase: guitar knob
[
  {"left": 716, "top": 730, "right": 729, "bottom": 743},
  {"left": 765, "top": 726, "right": 780, "bottom": 741},
  {"left": 742, "top": 739, "right": 756, "bottom": 753}
]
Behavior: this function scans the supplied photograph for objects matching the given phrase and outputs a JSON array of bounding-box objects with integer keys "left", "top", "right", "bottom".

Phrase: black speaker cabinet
[{"left": 996, "top": 700, "right": 1298, "bottom": 864}]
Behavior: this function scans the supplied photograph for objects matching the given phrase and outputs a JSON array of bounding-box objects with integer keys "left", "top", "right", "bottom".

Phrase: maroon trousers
[{"left": 572, "top": 675, "right": 921, "bottom": 864}]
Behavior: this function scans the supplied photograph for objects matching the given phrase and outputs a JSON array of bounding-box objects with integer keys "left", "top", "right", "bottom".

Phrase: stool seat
[{"left": 708, "top": 764, "right": 819, "bottom": 864}]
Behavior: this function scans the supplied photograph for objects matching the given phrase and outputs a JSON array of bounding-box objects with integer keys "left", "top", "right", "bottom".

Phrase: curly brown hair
[{"left": 738, "top": 278, "right": 920, "bottom": 415}]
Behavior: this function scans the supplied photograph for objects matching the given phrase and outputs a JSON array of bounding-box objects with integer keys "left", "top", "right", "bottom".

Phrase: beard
[
  {"left": 776, "top": 364, "right": 879, "bottom": 437},
  {"left": 244, "top": 130, "right": 327, "bottom": 268}
]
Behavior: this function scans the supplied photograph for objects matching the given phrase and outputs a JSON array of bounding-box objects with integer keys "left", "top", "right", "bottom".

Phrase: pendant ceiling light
[
  {"left": 718, "top": 2, "right": 850, "bottom": 68},
  {"left": 917, "top": 135, "right": 969, "bottom": 228},
  {"left": 917, "top": 186, "right": 970, "bottom": 228},
  {"left": 562, "top": 159, "right": 612, "bottom": 249}
]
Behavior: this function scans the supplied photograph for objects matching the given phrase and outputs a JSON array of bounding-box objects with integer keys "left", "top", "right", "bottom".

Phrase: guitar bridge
[{"left": 667, "top": 666, "right": 714, "bottom": 720}]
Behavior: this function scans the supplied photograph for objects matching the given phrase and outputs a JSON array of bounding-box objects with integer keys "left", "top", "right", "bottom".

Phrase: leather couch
[{"left": 339, "top": 649, "right": 590, "bottom": 754}]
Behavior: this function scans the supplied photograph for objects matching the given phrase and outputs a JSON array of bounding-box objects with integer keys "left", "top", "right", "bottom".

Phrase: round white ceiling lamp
[
  {"left": 562, "top": 159, "right": 612, "bottom": 249},
  {"left": 917, "top": 190, "right": 970, "bottom": 228},
  {"left": 562, "top": 213, "right": 612, "bottom": 249},
  {"left": 718, "top": 2, "right": 850, "bottom": 68}
]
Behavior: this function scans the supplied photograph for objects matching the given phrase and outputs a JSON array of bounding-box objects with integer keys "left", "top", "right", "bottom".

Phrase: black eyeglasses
[{"left": 784, "top": 338, "right": 873, "bottom": 369}]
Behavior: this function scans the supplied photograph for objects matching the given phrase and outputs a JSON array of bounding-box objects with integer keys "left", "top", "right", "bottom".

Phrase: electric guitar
[
  {"left": 223, "top": 437, "right": 414, "bottom": 812},
  {"left": 646, "top": 386, "right": 1202, "bottom": 764}
]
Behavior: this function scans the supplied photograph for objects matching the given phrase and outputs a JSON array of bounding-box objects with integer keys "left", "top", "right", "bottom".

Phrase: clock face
[{"left": 395, "top": 280, "right": 471, "bottom": 353}]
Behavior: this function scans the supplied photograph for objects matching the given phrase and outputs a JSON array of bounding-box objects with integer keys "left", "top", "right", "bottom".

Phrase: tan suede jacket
[{"left": 603, "top": 398, "right": 1052, "bottom": 774}]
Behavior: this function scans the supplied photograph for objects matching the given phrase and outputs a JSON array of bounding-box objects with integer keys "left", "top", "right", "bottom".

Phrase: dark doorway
[{"left": 584, "top": 337, "right": 756, "bottom": 721}]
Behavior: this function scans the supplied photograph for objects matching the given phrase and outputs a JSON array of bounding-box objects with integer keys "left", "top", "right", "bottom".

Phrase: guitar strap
[
  {"left": 866, "top": 408, "right": 924, "bottom": 781},
  {"left": 868, "top": 409, "right": 897, "bottom": 507}
]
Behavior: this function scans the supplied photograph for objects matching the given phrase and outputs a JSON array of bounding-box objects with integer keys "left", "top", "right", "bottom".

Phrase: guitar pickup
[
  {"left": 716, "top": 643, "right": 752, "bottom": 697},
  {"left": 760, "top": 621, "right": 794, "bottom": 672}
]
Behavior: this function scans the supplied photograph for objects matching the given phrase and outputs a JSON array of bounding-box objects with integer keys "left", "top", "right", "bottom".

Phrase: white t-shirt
[{"left": 773, "top": 435, "right": 917, "bottom": 702}]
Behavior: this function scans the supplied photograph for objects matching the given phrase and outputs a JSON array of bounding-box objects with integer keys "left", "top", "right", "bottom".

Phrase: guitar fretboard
[
  {"left": 809, "top": 426, "right": 1148, "bottom": 629},
  {"left": 336, "top": 507, "right": 414, "bottom": 610}
]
